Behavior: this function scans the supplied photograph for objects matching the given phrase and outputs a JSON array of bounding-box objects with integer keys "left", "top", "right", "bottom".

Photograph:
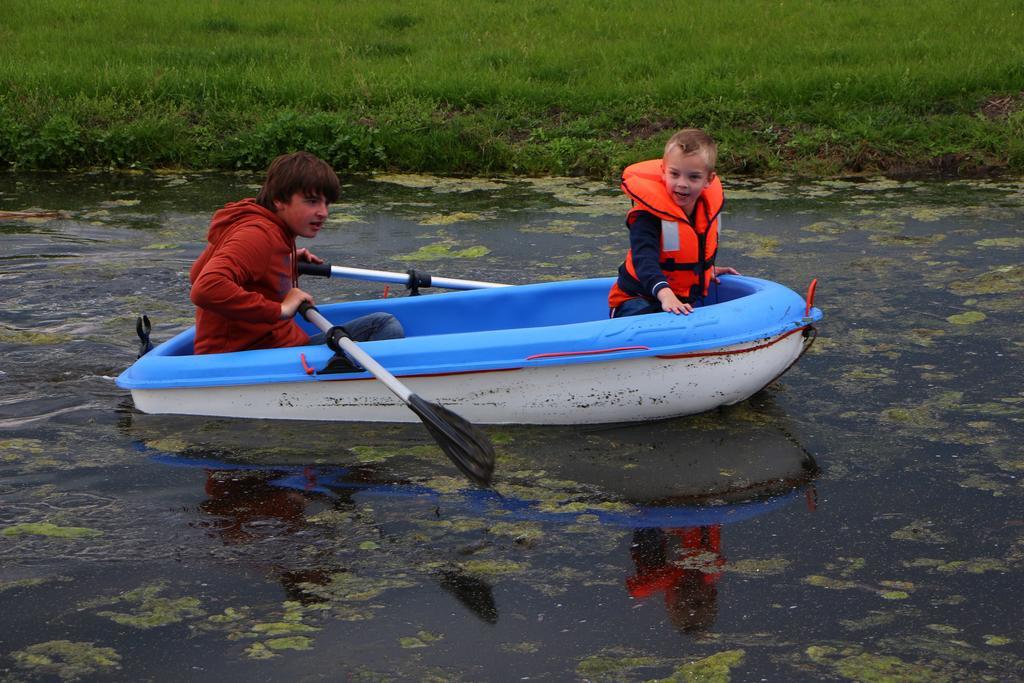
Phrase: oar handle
[
  {"left": 297, "top": 261, "right": 507, "bottom": 291},
  {"left": 297, "top": 262, "right": 332, "bottom": 278}
]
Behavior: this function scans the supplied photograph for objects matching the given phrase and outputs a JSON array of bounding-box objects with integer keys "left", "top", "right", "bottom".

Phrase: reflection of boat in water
[
  {"left": 132, "top": 410, "right": 818, "bottom": 631},
  {"left": 116, "top": 275, "right": 821, "bottom": 425},
  {"left": 154, "top": 454, "right": 810, "bottom": 529},
  {"left": 129, "top": 408, "right": 818, "bottom": 526}
]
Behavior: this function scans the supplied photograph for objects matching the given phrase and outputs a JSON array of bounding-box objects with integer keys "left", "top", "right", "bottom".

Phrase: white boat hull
[{"left": 129, "top": 329, "right": 810, "bottom": 425}]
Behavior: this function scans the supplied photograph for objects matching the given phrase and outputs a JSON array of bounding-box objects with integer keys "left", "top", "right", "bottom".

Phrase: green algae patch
[
  {"left": 657, "top": 649, "right": 747, "bottom": 683},
  {"left": 394, "top": 242, "right": 490, "bottom": 261},
  {"left": 458, "top": 559, "right": 526, "bottom": 577},
  {"left": 880, "top": 405, "right": 944, "bottom": 430},
  {"left": 801, "top": 220, "right": 848, "bottom": 235},
  {"left": 101, "top": 198, "right": 141, "bottom": 207},
  {"left": 935, "top": 557, "right": 1010, "bottom": 574},
  {"left": 299, "top": 571, "right": 416, "bottom": 602},
  {"left": 520, "top": 219, "right": 585, "bottom": 234},
  {"left": 951, "top": 264, "right": 1024, "bottom": 295},
  {"left": 325, "top": 211, "right": 362, "bottom": 224},
  {"left": 502, "top": 641, "right": 541, "bottom": 653},
  {"left": 417, "top": 211, "right": 486, "bottom": 225},
  {"left": 869, "top": 232, "right": 946, "bottom": 247},
  {"left": 264, "top": 635, "right": 314, "bottom": 651},
  {"left": 975, "top": 237, "right": 1024, "bottom": 249},
  {"left": 890, "top": 519, "right": 952, "bottom": 544},
  {"left": 841, "top": 611, "right": 897, "bottom": 631},
  {"left": 806, "top": 646, "right": 946, "bottom": 683},
  {"left": 206, "top": 606, "right": 250, "bottom": 626},
  {"left": 959, "top": 473, "right": 1010, "bottom": 496},
  {"left": 306, "top": 509, "right": 355, "bottom": 527},
  {"left": 905, "top": 205, "right": 962, "bottom": 222},
  {"left": 488, "top": 521, "right": 544, "bottom": 543},
  {"left": 879, "top": 590, "right": 911, "bottom": 600},
  {"left": 803, "top": 574, "right": 860, "bottom": 590},
  {"left": 908, "top": 329, "right": 946, "bottom": 347},
  {"left": 1, "top": 576, "right": 65, "bottom": 591},
  {"left": 0, "top": 325, "right": 73, "bottom": 345},
  {"left": 0, "top": 438, "right": 45, "bottom": 462},
  {"left": 984, "top": 635, "right": 1013, "bottom": 646},
  {"left": 2, "top": 522, "right": 103, "bottom": 539},
  {"left": 144, "top": 437, "right": 189, "bottom": 453},
  {"left": 575, "top": 653, "right": 661, "bottom": 679},
  {"left": 842, "top": 367, "right": 895, "bottom": 382},
  {"left": 89, "top": 582, "right": 205, "bottom": 629},
  {"left": 12, "top": 640, "right": 121, "bottom": 681},
  {"left": 348, "top": 443, "right": 440, "bottom": 464},
  {"left": 373, "top": 174, "right": 506, "bottom": 193},
  {"left": 421, "top": 474, "right": 476, "bottom": 494},
  {"left": 536, "top": 499, "right": 635, "bottom": 515},
  {"left": 400, "top": 630, "right": 443, "bottom": 649},
  {"left": 946, "top": 311, "right": 986, "bottom": 325},
  {"left": 244, "top": 642, "right": 277, "bottom": 660},
  {"left": 251, "top": 621, "right": 319, "bottom": 636},
  {"left": 729, "top": 233, "right": 780, "bottom": 259},
  {"left": 725, "top": 558, "right": 790, "bottom": 575}
]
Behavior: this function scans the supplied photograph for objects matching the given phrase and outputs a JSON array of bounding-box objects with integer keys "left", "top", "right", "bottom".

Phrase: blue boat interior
[
  {"left": 302, "top": 275, "right": 760, "bottom": 338},
  {"left": 118, "top": 275, "right": 822, "bottom": 389}
]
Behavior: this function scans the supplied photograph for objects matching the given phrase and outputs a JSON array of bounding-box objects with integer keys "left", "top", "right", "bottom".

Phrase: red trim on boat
[
  {"left": 318, "top": 366, "right": 520, "bottom": 382},
  {"left": 656, "top": 327, "right": 809, "bottom": 359},
  {"left": 526, "top": 345, "right": 650, "bottom": 361},
  {"left": 315, "top": 328, "right": 812, "bottom": 381}
]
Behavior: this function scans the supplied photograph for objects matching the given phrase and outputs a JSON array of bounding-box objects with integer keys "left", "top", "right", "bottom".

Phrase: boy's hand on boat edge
[
  {"left": 712, "top": 265, "right": 740, "bottom": 282},
  {"left": 657, "top": 288, "right": 693, "bottom": 315}
]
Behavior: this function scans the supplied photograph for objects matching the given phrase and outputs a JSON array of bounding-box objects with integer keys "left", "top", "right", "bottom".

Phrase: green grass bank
[{"left": 2, "top": 0, "right": 1023, "bottom": 178}]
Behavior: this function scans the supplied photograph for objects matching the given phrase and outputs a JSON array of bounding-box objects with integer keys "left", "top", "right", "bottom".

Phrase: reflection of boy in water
[
  {"left": 627, "top": 526, "right": 725, "bottom": 633},
  {"left": 199, "top": 469, "right": 311, "bottom": 545}
]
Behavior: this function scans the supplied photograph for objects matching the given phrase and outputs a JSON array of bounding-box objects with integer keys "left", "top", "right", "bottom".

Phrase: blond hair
[{"left": 663, "top": 129, "right": 717, "bottom": 172}]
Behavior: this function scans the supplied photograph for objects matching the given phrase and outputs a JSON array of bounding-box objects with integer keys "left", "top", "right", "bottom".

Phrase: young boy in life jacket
[
  {"left": 190, "top": 151, "right": 403, "bottom": 354},
  {"left": 608, "top": 129, "right": 739, "bottom": 317}
]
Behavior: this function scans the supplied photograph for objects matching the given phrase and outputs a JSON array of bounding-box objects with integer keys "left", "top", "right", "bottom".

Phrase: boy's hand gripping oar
[{"left": 298, "top": 302, "right": 494, "bottom": 486}]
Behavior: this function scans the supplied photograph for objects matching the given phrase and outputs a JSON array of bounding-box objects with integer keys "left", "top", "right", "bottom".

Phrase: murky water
[{"left": 1, "top": 170, "right": 1022, "bottom": 680}]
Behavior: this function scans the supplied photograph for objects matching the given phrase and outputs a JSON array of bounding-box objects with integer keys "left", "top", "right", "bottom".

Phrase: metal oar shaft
[
  {"left": 298, "top": 262, "right": 507, "bottom": 290},
  {"left": 298, "top": 302, "right": 495, "bottom": 486},
  {"left": 299, "top": 305, "right": 411, "bottom": 401}
]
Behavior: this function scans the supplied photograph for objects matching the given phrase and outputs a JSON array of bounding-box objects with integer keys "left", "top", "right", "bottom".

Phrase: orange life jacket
[{"left": 608, "top": 159, "right": 723, "bottom": 309}]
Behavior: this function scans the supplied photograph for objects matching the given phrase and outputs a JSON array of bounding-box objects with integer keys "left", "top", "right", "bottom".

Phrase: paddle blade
[{"left": 407, "top": 394, "right": 495, "bottom": 486}]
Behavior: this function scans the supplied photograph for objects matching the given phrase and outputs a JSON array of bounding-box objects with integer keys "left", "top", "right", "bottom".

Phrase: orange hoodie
[{"left": 189, "top": 199, "right": 309, "bottom": 354}]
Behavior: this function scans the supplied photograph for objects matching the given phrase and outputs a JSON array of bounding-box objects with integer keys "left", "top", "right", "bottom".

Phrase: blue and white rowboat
[{"left": 116, "top": 273, "right": 821, "bottom": 425}]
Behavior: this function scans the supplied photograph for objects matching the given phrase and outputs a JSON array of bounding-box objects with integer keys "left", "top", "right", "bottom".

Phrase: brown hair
[
  {"left": 663, "top": 129, "right": 718, "bottom": 172},
  {"left": 255, "top": 151, "right": 341, "bottom": 210}
]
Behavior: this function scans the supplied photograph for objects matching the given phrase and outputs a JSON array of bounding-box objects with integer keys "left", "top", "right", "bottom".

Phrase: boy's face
[
  {"left": 662, "top": 146, "right": 712, "bottom": 213},
  {"left": 274, "top": 191, "right": 329, "bottom": 239}
]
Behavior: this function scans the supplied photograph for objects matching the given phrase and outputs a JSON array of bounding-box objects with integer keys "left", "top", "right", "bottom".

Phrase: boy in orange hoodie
[{"left": 190, "top": 151, "right": 402, "bottom": 354}]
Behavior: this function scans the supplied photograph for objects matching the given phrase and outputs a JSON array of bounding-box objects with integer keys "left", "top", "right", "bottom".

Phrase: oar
[
  {"left": 298, "top": 302, "right": 495, "bottom": 486},
  {"left": 298, "top": 262, "right": 507, "bottom": 292}
]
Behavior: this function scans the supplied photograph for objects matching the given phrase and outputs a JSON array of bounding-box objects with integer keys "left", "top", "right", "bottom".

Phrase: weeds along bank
[{"left": 2, "top": 0, "right": 1023, "bottom": 177}]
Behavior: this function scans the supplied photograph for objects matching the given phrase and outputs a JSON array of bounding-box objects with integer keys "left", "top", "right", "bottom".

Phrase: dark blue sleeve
[{"left": 628, "top": 211, "right": 669, "bottom": 297}]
